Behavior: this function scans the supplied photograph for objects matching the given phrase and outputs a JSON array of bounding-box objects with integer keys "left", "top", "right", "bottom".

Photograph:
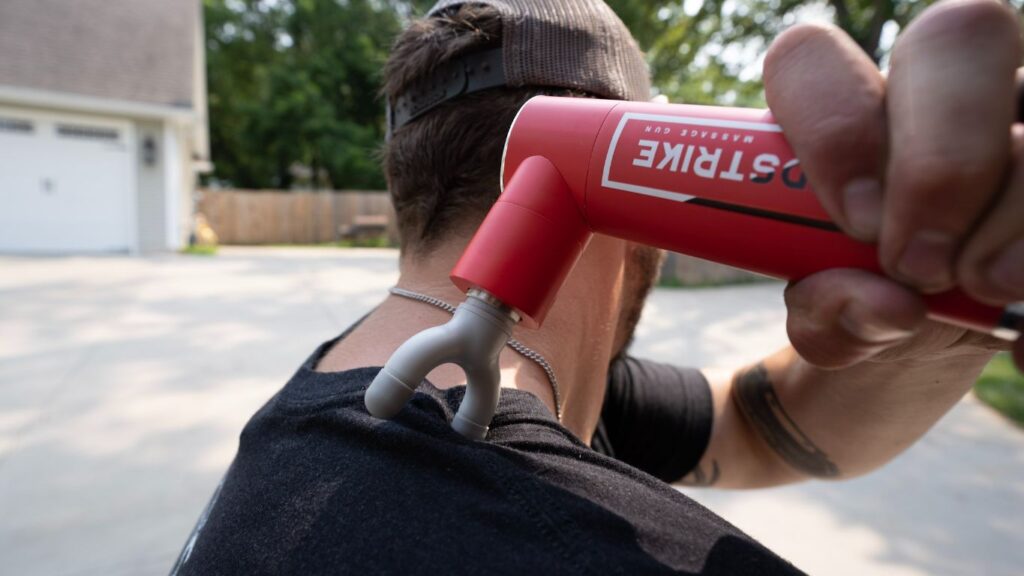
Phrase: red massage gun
[{"left": 365, "top": 96, "right": 1023, "bottom": 439}]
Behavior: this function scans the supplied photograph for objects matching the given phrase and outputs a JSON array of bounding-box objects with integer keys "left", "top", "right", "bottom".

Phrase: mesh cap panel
[{"left": 427, "top": 0, "right": 651, "bottom": 102}]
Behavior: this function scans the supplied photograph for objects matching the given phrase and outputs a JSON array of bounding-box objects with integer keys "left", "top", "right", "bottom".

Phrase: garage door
[{"left": 0, "top": 108, "right": 134, "bottom": 253}]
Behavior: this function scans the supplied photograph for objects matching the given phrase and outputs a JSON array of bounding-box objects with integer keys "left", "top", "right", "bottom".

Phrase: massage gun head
[{"left": 364, "top": 289, "right": 519, "bottom": 440}]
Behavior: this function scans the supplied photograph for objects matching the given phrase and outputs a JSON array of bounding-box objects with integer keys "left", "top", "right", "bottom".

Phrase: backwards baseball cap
[{"left": 387, "top": 0, "right": 651, "bottom": 135}]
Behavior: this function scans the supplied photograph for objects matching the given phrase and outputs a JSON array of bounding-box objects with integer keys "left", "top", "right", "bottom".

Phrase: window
[
  {"left": 0, "top": 117, "right": 34, "bottom": 134},
  {"left": 56, "top": 124, "right": 120, "bottom": 142}
]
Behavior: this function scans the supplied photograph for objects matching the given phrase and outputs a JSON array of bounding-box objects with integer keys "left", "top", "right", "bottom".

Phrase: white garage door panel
[{"left": 0, "top": 109, "right": 134, "bottom": 253}]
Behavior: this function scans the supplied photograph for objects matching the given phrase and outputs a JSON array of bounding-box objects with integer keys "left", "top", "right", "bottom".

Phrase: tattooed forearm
[
  {"left": 679, "top": 460, "right": 720, "bottom": 487},
  {"left": 732, "top": 363, "right": 839, "bottom": 478}
]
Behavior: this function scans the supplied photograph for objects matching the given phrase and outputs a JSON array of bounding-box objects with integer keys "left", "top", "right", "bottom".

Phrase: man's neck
[{"left": 316, "top": 236, "right": 627, "bottom": 441}]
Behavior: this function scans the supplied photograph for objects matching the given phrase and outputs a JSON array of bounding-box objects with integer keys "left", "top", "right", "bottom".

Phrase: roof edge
[{"left": 0, "top": 85, "right": 196, "bottom": 122}]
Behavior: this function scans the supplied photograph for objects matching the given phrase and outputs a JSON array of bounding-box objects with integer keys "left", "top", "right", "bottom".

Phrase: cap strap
[{"left": 388, "top": 48, "right": 505, "bottom": 136}]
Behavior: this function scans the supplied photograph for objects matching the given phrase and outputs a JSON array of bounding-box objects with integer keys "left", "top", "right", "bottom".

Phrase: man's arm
[
  {"left": 682, "top": 332, "right": 998, "bottom": 488},
  {"left": 680, "top": 268, "right": 1009, "bottom": 488},
  {"left": 680, "top": 0, "right": 1023, "bottom": 487}
]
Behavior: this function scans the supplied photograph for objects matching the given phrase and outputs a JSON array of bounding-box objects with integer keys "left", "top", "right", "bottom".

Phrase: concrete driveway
[{"left": 1, "top": 247, "right": 1022, "bottom": 575}]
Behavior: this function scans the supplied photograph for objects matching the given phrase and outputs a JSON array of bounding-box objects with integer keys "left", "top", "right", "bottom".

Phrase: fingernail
[
  {"left": 839, "top": 301, "right": 916, "bottom": 343},
  {"left": 989, "top": 238, "right": 1024, "bottom": 297},
  {"left": 842, "top": 179, "right": 883, "bottom": 240},
  {"left": 897, "top": 230, "right": 957, "bottom": 292}
]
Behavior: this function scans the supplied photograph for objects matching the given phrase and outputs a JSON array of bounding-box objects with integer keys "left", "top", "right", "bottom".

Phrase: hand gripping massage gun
[{"left": 365, "top": 96, "right": 1024, "bottom": 440}]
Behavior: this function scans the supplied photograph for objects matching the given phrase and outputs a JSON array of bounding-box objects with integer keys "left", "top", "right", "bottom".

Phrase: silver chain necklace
[{"left": 388, "top": 286, "right": 563, "bottom": 421}]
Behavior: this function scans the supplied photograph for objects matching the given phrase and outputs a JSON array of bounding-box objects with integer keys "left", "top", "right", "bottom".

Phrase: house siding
[{"left": 0, "top": 0, "right": 196, "bottom": 108}]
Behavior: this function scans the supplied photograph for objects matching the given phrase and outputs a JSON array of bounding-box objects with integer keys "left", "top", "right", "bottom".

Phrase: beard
[{"left": 611, "top": 244, "right": 663, "bottom": 360}]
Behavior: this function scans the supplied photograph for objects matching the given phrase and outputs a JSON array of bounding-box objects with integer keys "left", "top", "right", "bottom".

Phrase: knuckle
[
  {"left": 785, "top": 317, "right": 826, "bottom": 360},
  {"left": 891, "top": 156, "right": 947, "bottom": 199},
  {"left": 892, "top": 153, "right": 992, "bottom": 204},
  {"left": 956, "top": 260, "right": 995, "bottom": 302},
  {"left": 956, "top": 250, "right": 986, "bottom": 289},
  {"left": 764, "top": 23, "right": 845, "bottom": 86},
  {"left": 945, "top": 0, "right": 1019, "bottom": 35},
  {"left": 903, "top": 0, "right": 1020, "bottom": 50},
  {"left": 786, "top": 324, "right": 859, "bottom": 369},
  {"left": 765, "top": 25, "right": 885, "bottom": 174},
  {"left": 802, "top": 110, "right": 884, "bottom": 163},
  {"left": 782, "top": 281, "right": 811, "bottom": 314}
]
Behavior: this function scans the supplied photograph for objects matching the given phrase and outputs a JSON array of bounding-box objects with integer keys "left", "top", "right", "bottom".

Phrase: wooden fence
[
  {"left": 197, "top": 189, "right": 766, "bottom": 286},
  {"left": 197, "top": 189, "right": 397, "bottom": 245}
]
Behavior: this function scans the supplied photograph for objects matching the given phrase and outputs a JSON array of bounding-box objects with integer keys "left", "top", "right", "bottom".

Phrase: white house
[{"left": 0, "top": 0, "right": 210, "bottom": 253}]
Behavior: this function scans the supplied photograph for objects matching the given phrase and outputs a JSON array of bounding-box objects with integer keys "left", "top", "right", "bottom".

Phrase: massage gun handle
[{"left": 588, "top": 186, "right": 1018, "bottom": 338}]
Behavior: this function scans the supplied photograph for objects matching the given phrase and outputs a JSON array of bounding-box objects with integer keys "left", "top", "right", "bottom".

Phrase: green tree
[
  {"left": 607, "top": 0, "right": 1023, "bottom": 108},
  {"left": 204, "top": 0, "right": 400, "bottom": 190},
  {"left": 206, "top": 0, "right": 1022, "bottom": 190},
  {"left": 204, "top": 0, "right": 288, "bottom": 188}
]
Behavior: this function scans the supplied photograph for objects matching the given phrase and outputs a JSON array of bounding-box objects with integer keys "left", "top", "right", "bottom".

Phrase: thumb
[{"left": 784, "top": 269, "right": 927, "bottom": 369}]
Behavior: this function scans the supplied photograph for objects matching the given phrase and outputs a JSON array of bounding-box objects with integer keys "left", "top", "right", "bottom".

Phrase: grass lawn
[
  {"left": 334, "top": 237, "right": 393, "bottom": 248},
  {"left": 974, "top": 353, "right": 1024, "bottom": 427},
  {"left": 180, "top": 244, "right": 218, "bottom": 256},
  {"left": 263, "top": 237, "right": 395, "bottom": 249}
]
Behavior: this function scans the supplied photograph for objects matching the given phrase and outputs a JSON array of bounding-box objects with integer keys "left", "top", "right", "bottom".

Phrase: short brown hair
[{"left": 382, "top": 5, "right": 588, "bottom": 256}]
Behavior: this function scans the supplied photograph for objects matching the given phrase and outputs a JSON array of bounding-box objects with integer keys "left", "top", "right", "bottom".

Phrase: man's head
[
  {"left": 382, "top": 0, "right": 661, "bottom": 355},
  {"left": 383, "top": 0, "right": 650, "bottom": 254}
]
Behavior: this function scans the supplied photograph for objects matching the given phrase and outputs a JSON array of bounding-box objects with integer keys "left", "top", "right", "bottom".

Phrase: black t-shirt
[
  {"left": 592, "top": 355, "right": 716, "bottom": 483},
  {"left": 171, "top": 336, "right": 802, "bottom": 575}
]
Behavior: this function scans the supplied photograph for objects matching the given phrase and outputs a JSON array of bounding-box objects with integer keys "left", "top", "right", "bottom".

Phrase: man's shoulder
[{"left": 174, "top": 344, "right": 801, "bottom": 575}]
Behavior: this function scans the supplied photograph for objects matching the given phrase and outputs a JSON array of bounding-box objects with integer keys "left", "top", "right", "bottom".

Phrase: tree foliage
[
  {"left": 204, "top": 0, "right": 400, "bottom": 190},
  {"left": 205, "top": 0, "right": 1023, "bottom": 190},
  {"left": 609, "top": 0, "right": 1023, "bottom": 107}
]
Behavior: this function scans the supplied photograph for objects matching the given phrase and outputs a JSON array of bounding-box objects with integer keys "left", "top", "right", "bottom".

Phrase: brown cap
[
  {"left": 388, "top": 0, "right": 650, "bottom": 134},
  {"left": 429, "top": 0, "right": 650, "bottom": 101}
]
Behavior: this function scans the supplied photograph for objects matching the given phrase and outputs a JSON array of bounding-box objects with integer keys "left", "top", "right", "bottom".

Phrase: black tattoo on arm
[
  {"left": 679, "top": 459, "right": 720, "bottom": 487},
  {"left": 732, "top": 363, "right": 839, "bottom": 478}
]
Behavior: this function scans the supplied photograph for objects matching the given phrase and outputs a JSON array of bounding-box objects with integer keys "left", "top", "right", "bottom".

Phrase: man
[{"left": 173, "top": 0, "right": 1023, "bottom": 573}]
